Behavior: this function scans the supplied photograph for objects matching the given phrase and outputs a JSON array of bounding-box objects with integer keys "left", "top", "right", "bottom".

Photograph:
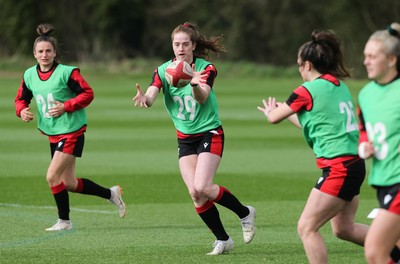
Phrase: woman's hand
[
  {"left": 48, "top": 101, "right": 65, "bottom": 117},
  {"left": 189, "top": 65, "right": 211, "bottom": 104},
  {"left": 20, "top": 107, "right": 34, "bottom": 122},
  {"left": 257, "top": 97, "right": 278, "bottom": 117},
  {"left": 190, "top": 65, "right": 207, "bottom": 87},
  {"left": 258, "top": 97, "right": 297, "bottom": 125},
  {"left": 358, "top": 141, "right": 375, "bottom": 159},
  {"left": 132, "top": 83, "right": 148, "bottom": 107}
]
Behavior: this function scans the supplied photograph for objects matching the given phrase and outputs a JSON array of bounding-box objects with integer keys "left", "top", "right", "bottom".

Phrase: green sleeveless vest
[
  {"left": 23, "top": 64, "right": 87, "bottom": 135},
  {"left": 297, "top": 77, "right": 359, "bottom": 158},
  {"left": 358, "top": 79, "right": 400, "bottom": 186},
  {"left": 157, "top": 58, "right": 221, "bottom": 134}
]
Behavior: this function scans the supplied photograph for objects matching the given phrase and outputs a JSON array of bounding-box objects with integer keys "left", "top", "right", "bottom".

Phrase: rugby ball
[{"left": 165, "top": 60, "right": 193, "bottom": 88}]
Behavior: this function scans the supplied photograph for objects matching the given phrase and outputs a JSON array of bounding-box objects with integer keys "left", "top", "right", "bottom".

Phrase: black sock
[
  {"left": 391, "top": 246, "right": 400, "bottom": 262},
  {"left": 52, "top": 186, "right": 70, "bottom": 220},
  {"left": 75, "top": 178, "right": 111, "bottom": 199},
  {"left": 214, "top": 186, "right": 249, "bottom": 219},
  {"left": 197, "top": 202, "right": 229, "bottom": 241}
]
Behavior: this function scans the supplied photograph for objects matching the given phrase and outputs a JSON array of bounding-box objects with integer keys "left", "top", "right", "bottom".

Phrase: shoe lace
[{"left": 241, "top": 212, "right": 254, "bottom": 230}]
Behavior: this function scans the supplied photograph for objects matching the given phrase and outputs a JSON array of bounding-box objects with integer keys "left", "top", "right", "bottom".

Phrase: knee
[
  {"left": 65, "top": 184, "right": 76, "bottom": 192},
  {"left": 331, "top": 221, "right": 359, "bottom": 241},
  {"left": 364, "top": 250, "right": 374, "bottom": 264},
  {"left": 297, "top": 219, "right": 308, "bottom": 238},
  {"left": 297, "top": 218, "right": 319, "bottom": 240},
  {"left": 46, "top": 171, "right": 58, "bottom": 186},
  {"left": 364, "top": 239, "right": 390, "bottom": 264},
  {"left": 188, "top": 188, "right": 199, "bottom": 203},
  {"left": 194, "top": 185, "right": 212, "bottom": 199},
  {"left": 332, "top": 226, "right": 352, "bottom": 241},
  {"left": 364, "top": 246, "right": 380, "bottom": 264},
  {"left": 46, "top": 167, "right": 62, "bottom": 186},
  {"left": 188, "top": 187, "right": 206, "bottom": 204},
  {"left": 64, "top": 178, "right": 78, "bottom": 192},
  {"left": 189, "top": 185, "right": 212, "bottom": 203},
  {"left": 46, "top": 173, "right": 76, "bottom": 192}
]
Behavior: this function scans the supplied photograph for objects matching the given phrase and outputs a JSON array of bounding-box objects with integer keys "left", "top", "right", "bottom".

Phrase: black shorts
[
  {"left": 315, "top": 157, "right": 365, "bottom": 201},
  {"left": 177, "top": 127, "right": 224, "bottom": 159},
  {"left": 375, "top": 184, "right": 400, "bottom": 215},
  {"left": 50, "top": 134, "right": 85, "bottom": 158}
]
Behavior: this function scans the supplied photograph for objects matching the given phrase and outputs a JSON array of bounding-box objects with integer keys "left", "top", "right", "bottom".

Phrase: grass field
[{"left": 0, "top": 62, "right": 375, "bottom": 263}]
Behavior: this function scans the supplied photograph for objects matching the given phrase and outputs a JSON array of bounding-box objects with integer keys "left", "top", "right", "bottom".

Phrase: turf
[{"left": 0, "top": 68, "right": 375, "bottom": 263}]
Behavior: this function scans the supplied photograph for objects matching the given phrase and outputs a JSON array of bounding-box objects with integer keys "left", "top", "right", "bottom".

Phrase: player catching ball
[
  {"left": 14, "top": 24, "right": 126, "bottom": 231},
  {"left": 258, "top": 29, "right": 396, "bottom": 264},
  {"left": 132, "top": 22, "right": 256, "bottom": 255},
  {"left": 358, "top": 22, "right": 400, "bottom": 264}
]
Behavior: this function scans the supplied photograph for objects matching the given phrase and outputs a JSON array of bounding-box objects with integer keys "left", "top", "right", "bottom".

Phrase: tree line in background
[{"left": 0, "top": 0, "right": 399, "bottom": 76}]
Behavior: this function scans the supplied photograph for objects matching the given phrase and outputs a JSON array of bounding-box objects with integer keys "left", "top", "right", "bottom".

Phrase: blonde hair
[{"left": 369, "top": 22, "right": 400, "bottom": 71}]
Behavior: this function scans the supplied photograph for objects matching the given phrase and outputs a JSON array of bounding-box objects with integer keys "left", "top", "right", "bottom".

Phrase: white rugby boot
[
  {"left": 240, "top": 206, "right": 256, "bottom": 243},
  {"left": 109, "top": 185, "right": 126, "bottom": 218},
  {"left": 206, "top": 237, "right": 234, "bottom": 255},
  {"left": 45, "top": 219, "right": 72, "bottom": 231}
]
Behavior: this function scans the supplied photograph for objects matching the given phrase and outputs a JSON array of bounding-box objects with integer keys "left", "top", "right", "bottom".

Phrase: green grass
[{"left": 0, "top": 64, "right": 375, "bottom": 263}]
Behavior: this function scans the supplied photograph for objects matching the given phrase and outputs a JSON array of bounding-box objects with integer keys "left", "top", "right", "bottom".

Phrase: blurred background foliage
[{"left": 0, "top": 0, "right": 399, "bottom": 77}]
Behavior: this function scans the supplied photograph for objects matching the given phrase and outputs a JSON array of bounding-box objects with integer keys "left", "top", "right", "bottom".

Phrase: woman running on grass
[
  {"left": 358, "top": 22, "right": 400, "bottom": 264},
  {"left": 132, "top": 22, "right": 256, "bottom": 255},
  {"left": 14, "top": 23, "right": 126, "bottom": 231},
  {"left": 258, "top": 29, "right": 400, "bottom": 264}
]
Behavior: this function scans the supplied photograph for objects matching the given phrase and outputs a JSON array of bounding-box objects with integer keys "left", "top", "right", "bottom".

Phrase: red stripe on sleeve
[
  {"left": 14, "top": 79, "right": 32, "bottom": 117},
  {"left": 63, "top": 69, "right": 94, "bottom": 112},
  {"left": 149, "top": 69, "right": 163, "bottom": 90},
  {"left": 286, "top": 86, "right": 313, "bottom": 113},
  {"left": 357, "top": 107, "right": 369, "bottom": 143}
]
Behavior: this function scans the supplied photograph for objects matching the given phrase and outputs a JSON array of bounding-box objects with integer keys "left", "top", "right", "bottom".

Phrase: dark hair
[
  {"left": 33, "top": 24, "right": 59, "bottom": 62},
  {"left": 298, "top": 30, "right": 350, "bottom": 79},
  {"left": 369, "top": 22, "right": 400, "bottom": 72},
  {"left": 171, "top": 22, "right": 226, "bottom": 61}
]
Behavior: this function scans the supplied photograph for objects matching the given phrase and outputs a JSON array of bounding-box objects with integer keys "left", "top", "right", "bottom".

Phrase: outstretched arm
[
  {"left": 285, "top": 113, "right": 302, "bottom": 128},
  {"left": 258, "top": 97, "right": 297, "bottom": 125},
  {"left": 132, "top": 83, "right": 160, "bottom": 108}
]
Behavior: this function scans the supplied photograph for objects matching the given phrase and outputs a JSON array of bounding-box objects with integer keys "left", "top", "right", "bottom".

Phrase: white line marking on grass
[
  {"left": 0, "top": 203, "right": 115, "bottom": 214},
  {"left": 0, "top": 229, "right": 74, "bottom": 249}
]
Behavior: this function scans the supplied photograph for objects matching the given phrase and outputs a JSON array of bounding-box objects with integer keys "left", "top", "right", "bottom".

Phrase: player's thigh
[
  {"left": 179, "top": 154, "right": 198, "bottom": 190},
  {"left": 194, "top": 152, "right": 221, "bottom": 187},
  {"left": 60, "top": 161, "right": 78, "bottom": 189},
  {"left": 299, "top": 188, "right": 346, "bottom": 231},
  {"left": 330, "top": 195, "right": 359, "bottom": 230},
  {"left": 366, "top": 210, "right": 400, "bottom": 253},
  {"left": 47, "top": 151, "right": 76, "bottom": 180}
]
